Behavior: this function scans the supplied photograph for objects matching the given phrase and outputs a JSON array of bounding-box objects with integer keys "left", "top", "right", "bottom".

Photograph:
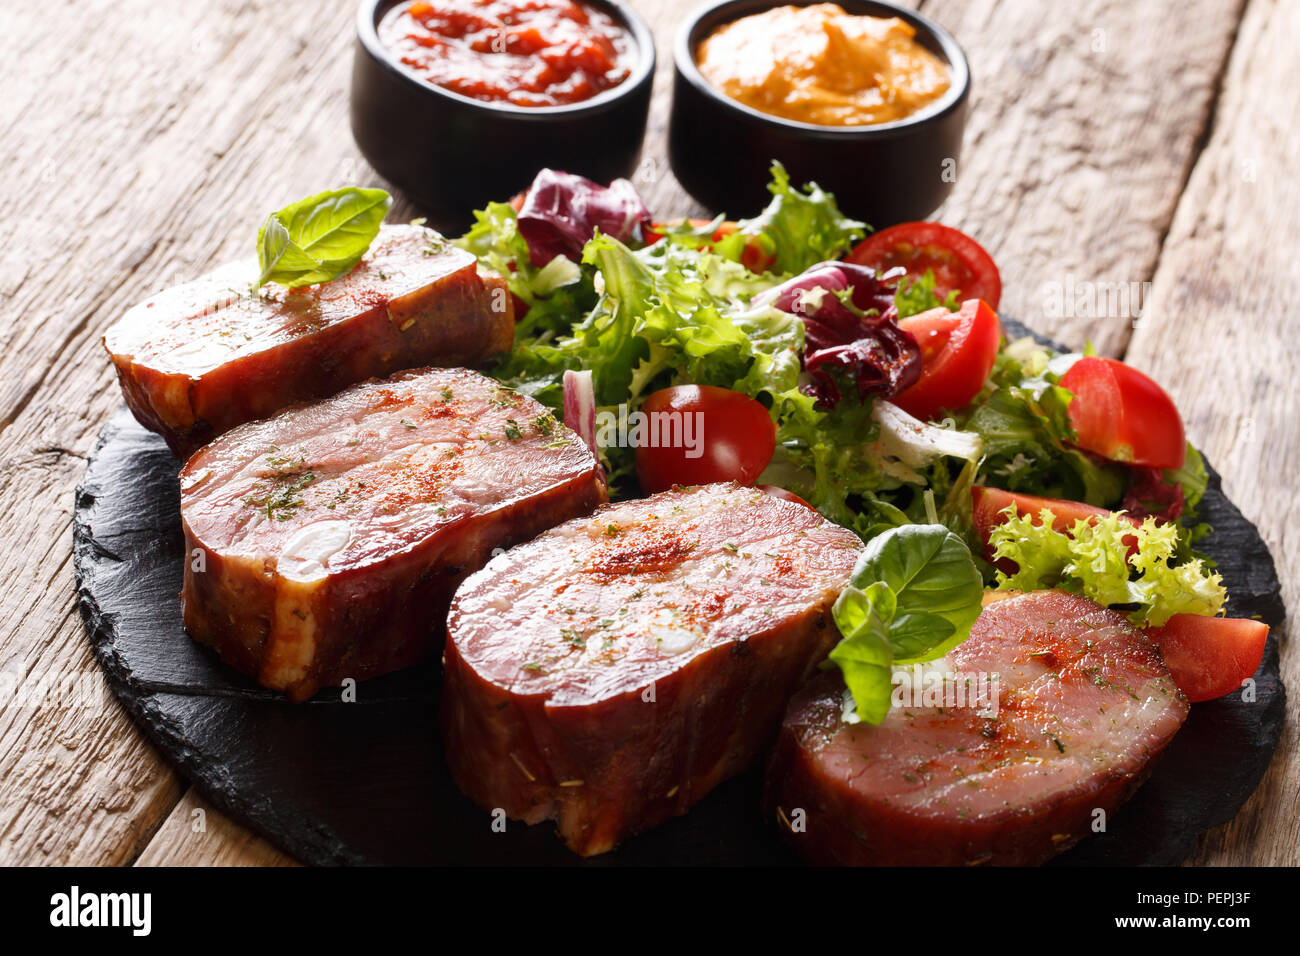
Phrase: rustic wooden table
[{"left": 1, "top": 0, "right": 1294, "bottom": 867}]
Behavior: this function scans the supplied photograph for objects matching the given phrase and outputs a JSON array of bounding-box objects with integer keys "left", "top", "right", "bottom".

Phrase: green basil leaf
[
  {"left": 888, "top": 610, "right": 959, "bottom": 654},
  {"left": 256, "top": 187, "right": 392, "bottom": 289},
  {"left": 829, "top": 582, "right": 897, "bottom": 725},
  {"left": 257, "top": 215, "right": 322, "bottom": 284},
  {"left": 847, "top": 524, "right": 984, "bottom": 664},
  {"left": 827, "top": 525, "right": 983, "bottom": 725}
]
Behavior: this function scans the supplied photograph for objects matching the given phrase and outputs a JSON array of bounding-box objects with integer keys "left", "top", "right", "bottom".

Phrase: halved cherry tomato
[
  {"left": 846, "top": 222, "right": 1002, "bottom": 310},
  {"left": 758, "top": 484, "right": 815, "bottom": 510},
  {"left": 1058, "top": 357, "right": 1186, "bottom": 469},
  {"left": 971, "top": 486, "right": 1141, "bottom": 565},
  {"left": 1145, "top": 614, "right": 1269, "bottom": 702},
  {"left": 634, "top": 385, "right": 776, "bottom": 494},
  {"left": 893, "top": 298, "right": 1001, "bottom": 421},
  {"left": 646, "top": 219, "right": 775, "bottom": 272},
  {"left": 712, "top": 222, "right": 776, "bottom": 273}
]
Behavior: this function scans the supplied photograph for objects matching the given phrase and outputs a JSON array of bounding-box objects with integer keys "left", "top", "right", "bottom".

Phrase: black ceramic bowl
[
  {"left": 669, "top": 0, "right": 970, "bottom": 226},
  {"left": 351, "top": 0, "right": 655, "bottom": 229}
]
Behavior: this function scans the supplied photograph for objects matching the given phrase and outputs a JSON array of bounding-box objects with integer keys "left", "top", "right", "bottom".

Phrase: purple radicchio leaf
[
  {"left": 516, "top": 169, "right": 652, "bottom": 267},
  {"left": 755, "top": 261, "right": 922, "bottom": 407},
  {"left": 1121, "top": 466, "right": 1185, "bottom": 524}
]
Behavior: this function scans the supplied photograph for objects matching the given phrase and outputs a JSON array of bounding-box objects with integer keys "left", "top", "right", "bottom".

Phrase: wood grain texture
[
  {"left": 609, "top": 0, "right": 710, "bottom": 219},
  {"left": 0, "top": 0, "right": 1291, "bottom": 866},
  {"left": 920, "top": 0, "right": 1245, "bottom": 354},
  {"left": 1122, "top": 0, "right": 1299, "bottom": 867},
  {"left": 0, "top": 0, "right": 368, "bottom": 865},
  {"left": 134, "top": 789, "right": 297, "bottom": 867}
]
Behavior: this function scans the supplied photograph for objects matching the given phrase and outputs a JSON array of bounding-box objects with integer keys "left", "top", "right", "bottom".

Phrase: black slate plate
[{"left": 74, "top": 337, "right": 1287, "bottom": 865}]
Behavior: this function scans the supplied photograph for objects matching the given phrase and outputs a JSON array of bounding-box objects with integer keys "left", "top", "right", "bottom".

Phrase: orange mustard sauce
[{"left": 696, "top": 3, "right": 952, "bottom": 126}]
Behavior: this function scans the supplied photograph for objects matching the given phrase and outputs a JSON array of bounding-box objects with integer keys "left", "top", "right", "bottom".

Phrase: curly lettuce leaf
[
  {"left": 1166, "top": 442, "right": 1209, "bottom": 509},
  {"left": 989, "top": 508, "right": 1226, "bottom": 626},
  {"left": 455, "top": 201, "right": 598, "bottom": 343},
  {"left": 895, "top": 269, "right": 960, "bottom": 318},
  {"left": 762, "top": 392, "right": 887, "bottom": 531},
  {"left": 489, "top": 230, "right": 805, "bottom": 492},
  {"left": 736, "top": 162, "right": 865, "bottom": 275},
  {"left": 578, "top": 234, "right": 795, "bottom": 402},
  {"left": 965, "top": 347, "right": 1125, "bottom": 506},
  {"left": 456, "top": 201, "right": 528, "bottom": 280},
  {"left": 762, "top": 392, "right": 984, "bottom": 540}
]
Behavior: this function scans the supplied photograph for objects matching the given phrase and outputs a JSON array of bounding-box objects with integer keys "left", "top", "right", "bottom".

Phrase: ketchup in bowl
[{"left": 378, "top": 0, "right": 634, "bottom": 107}]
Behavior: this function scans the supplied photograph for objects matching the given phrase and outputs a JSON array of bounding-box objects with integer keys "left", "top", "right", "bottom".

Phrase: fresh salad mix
[{"left": 454, "top": 164, "right": 1268, "bottom": 722}]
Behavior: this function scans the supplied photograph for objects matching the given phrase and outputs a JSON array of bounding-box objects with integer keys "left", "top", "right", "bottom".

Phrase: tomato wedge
[
  {"left": 634, "top": 385, "right": 776, "bottom": 494},
  {"left": 1145, "top": 614, "right": 1269, "bottom": 703},
  {"left": 1058, "top": 357, "right": 1186, "bottom": 469},
  {"left": 972, "top": 486, "right": 1141, "bottom": 564},
  {"left": 846, "top": 222, "right": 1002, "bottom": 310},
  {"left": 893, "top": 298, "right": 1001, "bottom": 421}
]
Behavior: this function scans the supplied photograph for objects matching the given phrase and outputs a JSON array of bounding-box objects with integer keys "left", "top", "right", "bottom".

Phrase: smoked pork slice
[
  {"left": 105, "top": 224, "right": 513, "bottom": 457},
  {"left": 180, "top": 367, "right": 605, "bottom": 701},
  {"left": 764, "top": 590, "right": 1189, "bottom": 865},
  {"left": 442, "top": 483, "right": 863, "bottom": 856}
]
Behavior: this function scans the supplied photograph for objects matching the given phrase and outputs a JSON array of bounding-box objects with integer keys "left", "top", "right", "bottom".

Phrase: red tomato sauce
[{"left": 378, "top": 0, "right": 634, "bottom": 107}]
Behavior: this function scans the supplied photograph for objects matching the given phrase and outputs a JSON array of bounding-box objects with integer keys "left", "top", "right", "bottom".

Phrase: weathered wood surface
[
  {"left": 134, "top": 791, "right": 295, "bottom": 867},
  {"left": 1125, "top": 0, "right": 1299, "bottom": 867},
  {"left": 921, "top": 0, "right": 1247, "bottom": 355},
  {"left": 0, "top": 0, "right": 1292, "bottom": 865}
]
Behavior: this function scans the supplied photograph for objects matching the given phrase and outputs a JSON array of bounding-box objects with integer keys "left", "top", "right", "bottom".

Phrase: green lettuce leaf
[
  {"left": 965, "top": 347, "right": 1125, "bottom": 506},
  {"left": 736, "top": 162, "right": 865, "bottom": 275},
  {"left": 989, "top": 508, "right": 1226, "bottom": 626},
  {"left": 487, "top": 229, "right": 805, "bottom": 493},
  {"left": 455, "top": 201, "right": 598, "bottom": 342},
  {"left": 895, "top": 269, "right": 960, "bottom": 318},
  {"left": 1166, "top": 442, "right": 1209, "bottom": 509}
]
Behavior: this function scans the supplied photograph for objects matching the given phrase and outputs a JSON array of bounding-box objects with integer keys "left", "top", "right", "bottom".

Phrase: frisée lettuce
[
  {"left": 989, "top": 508, "right": 1226, "bottom": 626},
  {"left": 734, "top": 162, "right": 866, "bottom": 274}
]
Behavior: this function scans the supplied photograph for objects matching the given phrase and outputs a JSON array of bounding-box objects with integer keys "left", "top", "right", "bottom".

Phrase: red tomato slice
[
  {"left": 893, "top": 299, "right": 1001, "bottom": 421},
  {"left": 971, "top": 486, "right": 1141, "bottom": 565},
  {"left": 1145, "top": 614, "right": 1269, "bottom": 703},
  {"left": 1058, "top": 357, "right": 1186, "bottom": 469},
  {"left": 634, "top": 385, "right": 776, "bottom": 494},
  {"left": 846, "top": 222, "right": 1002, "bottom": 310}
]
